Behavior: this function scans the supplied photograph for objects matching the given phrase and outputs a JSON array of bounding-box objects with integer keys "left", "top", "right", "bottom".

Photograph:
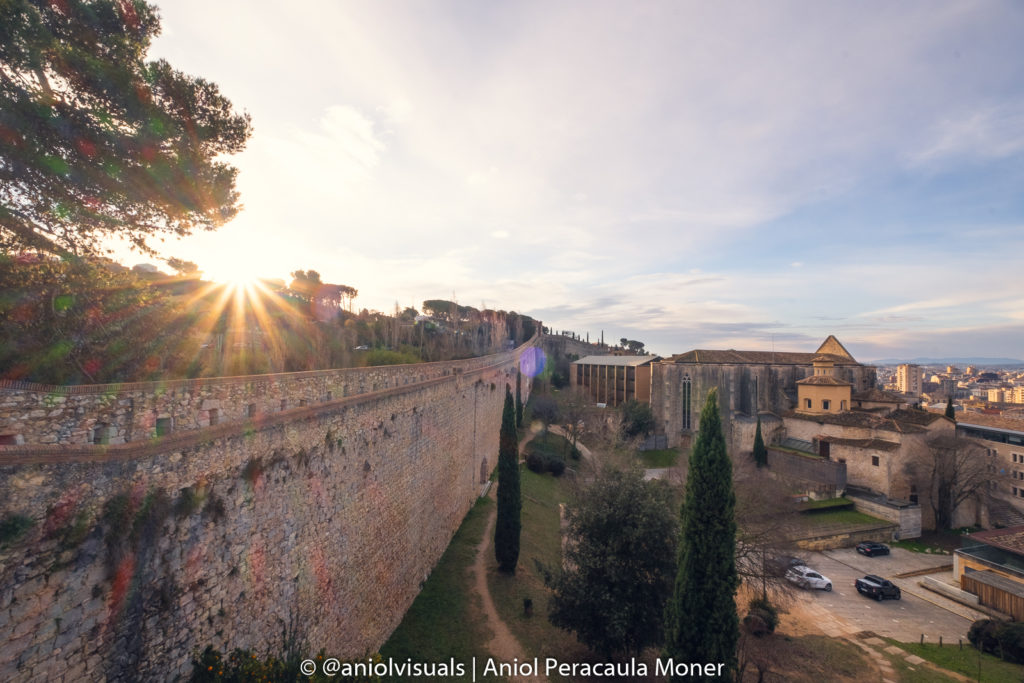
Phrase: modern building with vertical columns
[{"left": 570, "top": 355, "right": 661, "bottom": 407}]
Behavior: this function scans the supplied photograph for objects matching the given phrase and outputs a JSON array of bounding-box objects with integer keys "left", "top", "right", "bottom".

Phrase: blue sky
[{"left": 127, "top": 0, "right": 1024, "bottom": 361}]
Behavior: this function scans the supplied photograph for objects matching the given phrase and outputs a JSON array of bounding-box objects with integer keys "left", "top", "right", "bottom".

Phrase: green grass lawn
[
  {"left": 798, "top": 497, "right": 854, "bottom": 511},
  {"left": 485, "top": 467, "right": 591, "bottom": 675},
  {"left": 638, "top": 447, "right": 679, "bottom": 468},
  {"left": 793, "top": 507, "right": 891, "bottom": 531},
  {"left": 381, "top": 497, "right": 506, "bottom": 682},
  {"left": 883, "top": 637, "right": 1024, "bottom": 682},
  {"left": 890, "top": 538, "right": 952, "bottom": 554}
]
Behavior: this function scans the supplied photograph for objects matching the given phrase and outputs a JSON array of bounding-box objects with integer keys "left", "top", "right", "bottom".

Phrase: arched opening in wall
[
  {"left": 480, "top": 458, "right": 488, "bottom": 484},
  {"left": 681, "top": 376, "right": 692, "bottom": 431}
]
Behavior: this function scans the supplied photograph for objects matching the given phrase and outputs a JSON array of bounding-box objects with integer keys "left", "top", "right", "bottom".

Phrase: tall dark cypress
[
  {"left": 515, "top": 369, "right": 524, "bottom": 429},
  {"left": 665, "top": 389, "right": 738, "bottom": 680},
  {"left": 945, "top": 396, "right": 955, "bottom": 421},
  {"left": 752, "top": 415, "right": 767, "bottom": 468},
  {"left": 495, "top": 385, "right": 521, "bottom": 573}
]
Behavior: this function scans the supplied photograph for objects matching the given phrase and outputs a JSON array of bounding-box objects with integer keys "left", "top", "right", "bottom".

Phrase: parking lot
[{"left": 784, "top": 547, "right": 989, "bottom": 644}]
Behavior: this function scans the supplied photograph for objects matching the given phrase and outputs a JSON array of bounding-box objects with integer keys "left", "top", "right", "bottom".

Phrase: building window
[
  {"left": 804, "top": 398, "right": 812, "bottom": 409},
  {"left": 208, "top": 408, "right": 219, "bottom": 426},
  {"left": 247, "top": 403, "right": 257, "bottom": 418},
  {"left": 1015, "top": 487, "right": 1019, "bottom": 496},
  {"left": 822, "top": 399, "right": 831, "bottom": 410},
  {"left": 871, "top": 455, "right": 880, "bottom": 467},
  {"left": 681, "top": 376, "right": 692, "bottom": 431},
  {"left": 840, "top": 400, "right": 847, "bottom": 411},
  {"left": 280, "top": 399, "right": 288, "bottom": 411}
]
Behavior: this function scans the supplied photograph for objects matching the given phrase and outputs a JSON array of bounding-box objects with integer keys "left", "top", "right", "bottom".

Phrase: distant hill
[{"left": 869, "top": 357, "right": 1024, "bottom": 367}]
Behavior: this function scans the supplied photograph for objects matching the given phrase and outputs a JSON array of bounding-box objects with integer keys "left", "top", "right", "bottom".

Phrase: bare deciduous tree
[
  {"left": 904, "top": 434, "right": 991, "bottom": 530},
  {"left": 733, "top": 458, "right": 804, "bottom": 602}
]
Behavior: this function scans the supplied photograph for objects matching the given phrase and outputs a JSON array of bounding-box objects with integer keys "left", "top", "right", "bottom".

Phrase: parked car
[
  {"left": 768, "top": 555, "right": 807, "bottom": 577},
  {"left": 855, "top": 574, "right": 901, "bottom": 601},
  {"left": 856, "top": 542, "right": 891, "bottom": 557},
  {"left": 786, "top": 565, "right": 832, "bottom": 591}
]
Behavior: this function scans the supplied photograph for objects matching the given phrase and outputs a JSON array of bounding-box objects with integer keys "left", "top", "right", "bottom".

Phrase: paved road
[{"left": 789, "top": 548, "right": 987, "bottom": 645}]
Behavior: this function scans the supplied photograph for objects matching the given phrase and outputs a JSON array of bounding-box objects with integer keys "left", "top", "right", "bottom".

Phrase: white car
[{"left": 786, "top": 565, "right": 833, "bottom": 591}]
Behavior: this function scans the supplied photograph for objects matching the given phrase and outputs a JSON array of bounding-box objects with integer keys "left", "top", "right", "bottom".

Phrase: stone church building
[{"left": 649, "top": 335, "right": 877, "bottom": 452}]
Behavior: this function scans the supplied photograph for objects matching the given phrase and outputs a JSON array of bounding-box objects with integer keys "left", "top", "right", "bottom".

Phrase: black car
[
  {"left": 855, "top": 574, "right": 901, "bottom": 600},
  {"left": 856, "top": 541, "right": 890, "bottom": 557}
]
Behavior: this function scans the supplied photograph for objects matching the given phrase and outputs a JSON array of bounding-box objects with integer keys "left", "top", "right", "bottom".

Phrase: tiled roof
[
  {"left": 796, "top": 375, "right": 852, "bottom": 386},
  {"left": 853, "top": 388, "right": 906, "bottom": 404},
  {"left": 969, "top": 526, "right": 1024, "bottom": 556},
  {"left": 667, "top": 350, "right": 856, "bottom": 366},
  {"left": 889, "top": 409, "right": 947, "bottom": 426},
  {"left": 573, "top": 355, "right": 661, "bottom": 367},
  {"left": 819, "top": 436, "right": 901, "bottom": 452},
  {"left": 784, "top": 410, "right": 928, "bottom": 434},
  {"left": 956, "top": 411, "right": 1024, "bottom": 434}
]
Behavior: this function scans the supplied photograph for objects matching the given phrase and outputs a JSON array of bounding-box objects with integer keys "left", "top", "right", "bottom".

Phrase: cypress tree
[
  {"left": 665, "top": 389, "right": 738, "bottom": 680},
  {"left": 752, "top": 415, "right": 767, "bottom": 468},
  {"left": 495, "top": 385, "right": 521, "bottom": 573},
  {"left": 515, "top": 369, "right": 524, "bottom": 428},
  {"left": 945, "top": 396, "right": 955, "bottom": 421}
]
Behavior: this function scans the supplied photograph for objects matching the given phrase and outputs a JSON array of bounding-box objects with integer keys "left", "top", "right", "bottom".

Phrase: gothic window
[{"left": 681, "top": 376, "right": 692, "bottom": 431}]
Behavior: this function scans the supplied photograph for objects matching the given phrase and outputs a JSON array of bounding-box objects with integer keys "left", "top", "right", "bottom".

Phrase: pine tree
[
  {"left": 495, "top": 385, "right": 521, "bottom": 573},
  {"left": 665, "top": 389, "right": 739, "bottom": 680},
  {"left": 515, "top": 369, "right": 524, "bottom": 429},
  {"left": 945, "top": 396, "right": 955, "bottom": 421},
  {"left": 752, "top": 415, "right": 767, "bottom": 468},
  {"left": 0, "top": 0, "right": 251, "bottom": 256}
]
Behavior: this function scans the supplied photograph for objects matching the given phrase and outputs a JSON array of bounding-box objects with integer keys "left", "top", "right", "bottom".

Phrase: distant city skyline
[{"left": 114, "top": 1, "right": 1024, "bottom": 360}]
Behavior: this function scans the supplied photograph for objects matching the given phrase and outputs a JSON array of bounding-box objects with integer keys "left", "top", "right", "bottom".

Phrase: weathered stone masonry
[{"left": 0, "top": 343, "right": 533, "bottom": 682}]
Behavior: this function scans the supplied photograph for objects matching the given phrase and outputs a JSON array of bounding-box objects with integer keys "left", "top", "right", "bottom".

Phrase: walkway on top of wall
[{"left": 0, "top": 335, "right": 539, "bottom": 465}]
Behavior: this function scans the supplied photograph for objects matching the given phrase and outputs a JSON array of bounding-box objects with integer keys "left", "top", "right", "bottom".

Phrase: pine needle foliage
[
  {"left": 752, "top": 416, "right": 767, "bottom": 468},
  {"left": 665, "top": 389, "right": 739, "bottom": 680},
  {"left": 495, "top": 385, "right": 521, "bottom": 573}
]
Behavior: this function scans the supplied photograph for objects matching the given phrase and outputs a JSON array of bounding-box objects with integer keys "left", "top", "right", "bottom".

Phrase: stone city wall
[
  {"left": 0, "top": 353, "right": 509, "bottom": 447},
  {"left": 0, "top": 343, "right": 533, "bottom": 682}
]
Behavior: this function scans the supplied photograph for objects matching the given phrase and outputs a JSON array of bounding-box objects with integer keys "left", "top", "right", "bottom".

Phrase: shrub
[
  {"left": 744, "top": 597, "right": 779, "bottom": 636},
  {"left": 967, "top": 619, "right": 1024, "bottom": 662},
  {"left": 526, "top": 451, "right": 546, "bottom": 474},
  {"left": 547, "top": 456, "right": 566, "bottom": 476},
  {"left": 620, "top": 399, "right": 655, "bottom": 438},
  {"left": 998, "top": 622, "right": 1024, "bottom": 664}
]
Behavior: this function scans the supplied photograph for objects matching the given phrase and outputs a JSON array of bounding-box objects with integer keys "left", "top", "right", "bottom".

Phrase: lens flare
[{"left": 520, "top": 346, "right": 546, "bottom": 378}]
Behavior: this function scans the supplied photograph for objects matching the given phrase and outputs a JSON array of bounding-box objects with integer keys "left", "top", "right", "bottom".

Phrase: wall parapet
[{"left": 0, "top": 336, "right": 538, "bottom": 448}]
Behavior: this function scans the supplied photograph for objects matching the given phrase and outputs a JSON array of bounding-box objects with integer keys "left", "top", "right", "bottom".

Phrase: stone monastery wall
[{"left": 0, "top": 342, "right": 533, "bottom": 682}]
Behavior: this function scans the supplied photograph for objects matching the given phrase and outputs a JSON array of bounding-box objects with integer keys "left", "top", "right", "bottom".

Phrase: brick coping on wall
[{"left": 0, "top": 336, "right": 537, "bottom": 465}]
